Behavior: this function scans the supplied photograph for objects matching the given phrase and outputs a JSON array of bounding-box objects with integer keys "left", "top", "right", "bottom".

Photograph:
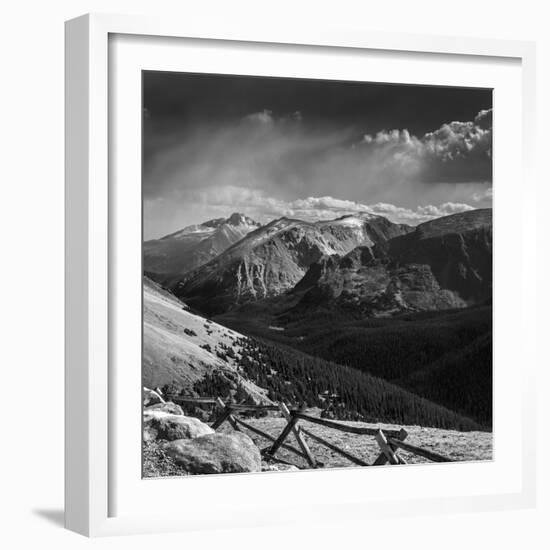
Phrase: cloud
[
  {"left": 360, "top": 108, "right": 492, "bottom": 181},
  {"left": 475, "top": 109, "right": 492, "bottom": 130},
  {"left": 177, "top": 188, "right": 478, "bottom": 227},
  {"left": 472, "top": 187, "right": 493, "bottom": 202},
  {"left": 143, "top": 109, "right": 492, "bottom": 238},
  {"left": 243, "top": 109, "right": 274, "bottom": 125}
]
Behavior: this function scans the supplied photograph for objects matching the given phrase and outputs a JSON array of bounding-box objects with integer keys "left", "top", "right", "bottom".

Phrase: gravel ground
[
  {"left": 144, "top": 412, "right": 492, "bottom": 477},
  {"left": 218, "top": 415, "right": 492, "bottom": 470}
]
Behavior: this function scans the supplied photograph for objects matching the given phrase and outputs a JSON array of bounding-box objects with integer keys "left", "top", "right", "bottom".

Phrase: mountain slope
[
  {"left": 387, "top": 208, "right": 492, "bottom": 302},
  {"left": 144, "top": 213, "right": 261, "bottom": 275},
  {"left": 295, "top": 208, "right": 492, "bottom": 314},
  {"left": 236, "top": 336, "right": 484, "bottom": 430},
  {"left": 143, "top": 276, "right": 269, "bottom": 403},
  {"left": 174, "top": 213, "right": 413, "bottom": 315},
  {"left": 397, "top": 332, "right": 492, "bottom": 426},
  {"left": 216, "top": 302, "right": 492, "bottom": 427}
]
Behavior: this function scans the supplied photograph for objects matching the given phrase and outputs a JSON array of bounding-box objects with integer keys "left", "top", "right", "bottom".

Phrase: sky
[{"left": 143, "top": 71, "right": 492, "bottom": 240}]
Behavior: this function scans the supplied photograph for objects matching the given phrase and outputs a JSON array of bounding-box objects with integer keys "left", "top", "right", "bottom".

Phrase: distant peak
[
  {"left": 225, "top": 212, "right": 260, "bottom": 227},
  {"left": 202, "top": 217, "right": 227, "bottom": 229},
  {"left": 227, "top": 212, "right": 246, "bottom": 225}
]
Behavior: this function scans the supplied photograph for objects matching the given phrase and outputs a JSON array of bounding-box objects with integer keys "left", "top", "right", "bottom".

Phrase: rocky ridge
[
  {"left": 295, "top": 209, "right": 492, "bottom": 315},
  {"left": 174, "top": 213, "right": 413, "bottom": 314}
]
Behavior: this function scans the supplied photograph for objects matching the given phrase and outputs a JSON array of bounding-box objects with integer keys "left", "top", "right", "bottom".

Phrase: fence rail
[{"left": 164, "top": 394, "right": 454, "bottom": 468}]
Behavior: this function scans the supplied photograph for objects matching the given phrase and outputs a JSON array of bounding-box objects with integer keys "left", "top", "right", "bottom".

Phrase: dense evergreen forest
[
  {"left": 216, "top": 303, "right": 492, "bottom": 429},
  {"left": 184, "top": 335, "right": 486, "bottom": 431},
  {"left": 397, "top": 333, "right": 492, "bottom": 427}
]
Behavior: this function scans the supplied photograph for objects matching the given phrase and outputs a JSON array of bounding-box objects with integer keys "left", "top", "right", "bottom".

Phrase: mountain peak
[
  {"left": 226, "top": 212, "right": 258, "bottom": 227},
  {"left": 145, "top": 213, "right": 261, "bottom": 275}
]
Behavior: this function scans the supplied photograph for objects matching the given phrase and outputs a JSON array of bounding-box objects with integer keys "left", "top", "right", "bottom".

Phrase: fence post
[
  {"left": 373, "top": 428, "right": 407, "bottom": 466},
  {"left": 211, "top": 399, "right": 233, "bottom": 430},
  {"left": 278, "top": 402, "right": 317, "bottom": 468},
  {"left": 375, "top": 429, "right": 400, "bottom": 465},
  {"left": 269, "top": 413, "right": 299, "bottom": 457},
  {"left": 215, "top": 397, "right": 241, "bottom": 432}
]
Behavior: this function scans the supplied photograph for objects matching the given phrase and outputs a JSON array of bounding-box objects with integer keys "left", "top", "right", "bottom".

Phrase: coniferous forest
[{"left": 215, "top": 303, "right": 492, "bottom": 430}]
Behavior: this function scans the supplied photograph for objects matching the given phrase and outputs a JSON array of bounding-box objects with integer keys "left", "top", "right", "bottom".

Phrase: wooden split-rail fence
[{"left": 165, "top": 394, "right": 454, "bottom": 468}]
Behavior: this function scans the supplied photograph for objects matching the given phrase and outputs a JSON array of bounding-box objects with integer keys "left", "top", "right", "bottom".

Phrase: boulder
[
  {"left": 146, "top": 414, "right": 214, "bottom": 441},
  {"left": 143, "top": 424, "right": 158, "bottom": 442},
  {"left": 143, "top": 387, "right": 164, "bottom": 407},
  {"left": 163, "top": 432, "right": 261, "bottom": 474},
  {"left": 146, "top": 402, "right": 184, "bottom": 416},
  {"left": 143, "top": 410, "right": 169, "bottom": 442}
]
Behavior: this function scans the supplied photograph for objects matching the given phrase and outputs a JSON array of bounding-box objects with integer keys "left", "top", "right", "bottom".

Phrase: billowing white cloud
[
  {"left": 475, "top": 109, "right": 492, "bottom": 130},
  {"left": 243, "top": 109, "right": 274, "bottom": 125},
  {"left": 361, "top": 108, "right": 492, "bottom": 171},
  {"left": 472, "top": 187, "right": 493, "bottom": 202}
]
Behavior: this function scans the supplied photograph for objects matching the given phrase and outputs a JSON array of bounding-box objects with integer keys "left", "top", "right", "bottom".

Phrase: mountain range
[
  {"left": 168, "top": 213, "right": 413, "bottom": 315},
  {"left": 145, "top": 208, "right": 491, "bottom": 316}
]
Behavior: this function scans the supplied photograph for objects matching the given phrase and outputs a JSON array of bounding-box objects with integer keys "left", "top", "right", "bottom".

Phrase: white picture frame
[{"left": 65, "top": 13, "right": 537, "bottom": 537}]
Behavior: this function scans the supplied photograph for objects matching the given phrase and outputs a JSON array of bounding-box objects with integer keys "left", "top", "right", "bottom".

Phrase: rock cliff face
[
  {"left": 296, "top": 209, "right": 492, "bottom": 315},
  {"left": 387, "top": 209, "right": 492, "bottom": 303},
  {"left": 174, "top": 214, "right": 413, "bottom": 315},
  {"left": 144, "top": 213, "right": 261, "bottom": 275}
]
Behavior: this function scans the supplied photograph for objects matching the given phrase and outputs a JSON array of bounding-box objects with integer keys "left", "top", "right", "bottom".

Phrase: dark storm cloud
[
  {"left": 143, "top": 72, "right": 491, "bottom": 133},
  {"left": 142, "top": 72, "right": 492, "bottom": 239}
]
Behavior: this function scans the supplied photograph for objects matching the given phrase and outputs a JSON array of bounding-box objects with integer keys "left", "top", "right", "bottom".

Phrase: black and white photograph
[{"left": 141, "top": 72, "right": 493, "bottom": 477}]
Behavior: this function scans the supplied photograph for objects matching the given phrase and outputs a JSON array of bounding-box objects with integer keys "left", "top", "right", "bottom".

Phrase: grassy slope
[{"left": 143, "top": 277, "right": 269, "bottom": 402}]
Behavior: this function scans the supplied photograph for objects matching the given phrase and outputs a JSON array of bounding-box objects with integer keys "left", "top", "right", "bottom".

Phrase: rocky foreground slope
[
  {"left": 143, "top": 388, "right": 264, "bottom": 477},
  {"left": 143, "top": 388, "right": 492, "bottom": 478}
]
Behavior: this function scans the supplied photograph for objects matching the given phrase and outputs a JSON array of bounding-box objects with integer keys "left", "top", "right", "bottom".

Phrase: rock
[
  {"left": 189, "top": 407, "right": 212, "bottom": 423},
  {"left": 143, "top": 409, "right": 172, "bottom": 421},
  {"left": 163, "top": 432, "right": 261, "bottom": 474},
  {"left": 143, "top": 424, "right": 158, "bottom": 442},
  {"left": 146, "top": 402, "right": 184, "bottom": 416},
  {"left": 143, "top": 410, "right": 171, "bottom": 442},
  {"left": 143, "top": 387, "right": 165, "bottom": 407},
  {"left": 146, "top": 414, "right": 214, "bottom": 441}
]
